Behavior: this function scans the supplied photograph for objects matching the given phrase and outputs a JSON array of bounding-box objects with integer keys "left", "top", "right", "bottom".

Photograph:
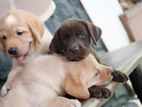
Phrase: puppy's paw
[
  {"left": 88, "top": 85, "right": 111, "bottom": 99},
  {"left": 112, "top": 70, "right": 128, "bottom": 83},
  {"left": 1, "top": 84, "right": 10, "bottom": 97},
  {"left": 102, "top": 87, "right": 111, "bottom": 98}
]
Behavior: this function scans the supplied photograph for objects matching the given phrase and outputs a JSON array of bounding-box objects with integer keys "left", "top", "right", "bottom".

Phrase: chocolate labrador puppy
[{"left": 49, "top": 18, "right": 128, "bottom": 98}]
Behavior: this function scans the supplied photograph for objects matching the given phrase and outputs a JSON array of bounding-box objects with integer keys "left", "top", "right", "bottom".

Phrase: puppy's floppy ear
[
  {"left": 0, "top": 16, "right": 6, "bottom": 53},
  {"left": 0, "top": 39, "right": 6, "bottom": 53},
  {"left": 10, "top": 10, "right": 44, "bottom": 45},
  {"left": 64, "top": 74, "right": 90, "bottom": 100},
  {"left": 49, "top": 29, "right": 62, "bottom": 54},
  {"left": 81, "top": 20, "right": 102, "bottom": 45},
  {"left": 11, "top": 10, "right": 44, "bottom": 44},
  {"left": 27, "top": 18, "right": 44, "bottom": 45}
]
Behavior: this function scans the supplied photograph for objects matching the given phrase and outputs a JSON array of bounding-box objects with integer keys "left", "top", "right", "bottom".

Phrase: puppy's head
[
  {"left": 0, "top": 9, "right": 44, "bottom": 62},
  {"left": 49, "top": 18, "right": 102, "bottom": 61}
]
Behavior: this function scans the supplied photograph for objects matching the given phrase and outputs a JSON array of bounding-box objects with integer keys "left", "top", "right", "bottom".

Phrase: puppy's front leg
[
  {"left": 89, "top": 85, "right": 111, "bottom": 98},
  {"left": 89, "top": 66, "right": 128, "bottom": 99},
  {"left": 1, "top": 65, "right": 22, "bottom": 96},
  {"left": 111, "top": 69, "right": 128, "bottom": 83}
]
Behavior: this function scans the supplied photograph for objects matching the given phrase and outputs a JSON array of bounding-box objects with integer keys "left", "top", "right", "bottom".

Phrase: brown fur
[{"left": 49, "top": 18, "right": 101, "bottom": 62}]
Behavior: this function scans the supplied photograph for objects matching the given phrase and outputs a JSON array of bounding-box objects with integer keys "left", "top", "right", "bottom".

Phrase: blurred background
[{"left": 0, "top": 0, "right": 142, "bottom": 107}]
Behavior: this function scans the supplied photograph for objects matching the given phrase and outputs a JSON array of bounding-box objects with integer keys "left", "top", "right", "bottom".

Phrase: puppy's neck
[{"left": 13, "top": 59, "right": 24, "bottom": 67}]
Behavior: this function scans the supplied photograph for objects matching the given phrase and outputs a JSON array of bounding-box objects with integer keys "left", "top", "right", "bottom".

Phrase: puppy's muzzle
[
  {"left": 8, "top": 48, "right": 17, "bottom": 55},
  {"left": 70, "top": 45, "right": 80, "bottom": 54}
]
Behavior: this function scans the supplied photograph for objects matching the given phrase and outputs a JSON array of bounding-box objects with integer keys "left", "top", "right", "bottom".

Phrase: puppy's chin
[
  {"left": 66, "top": 50, "right": 89, "bottom": 61},
  {"left": 66, "top": 53, "right": 89, "bottom": 61},
  {"left": 67, "top": 56, "right": 84, "bottom": 61}
]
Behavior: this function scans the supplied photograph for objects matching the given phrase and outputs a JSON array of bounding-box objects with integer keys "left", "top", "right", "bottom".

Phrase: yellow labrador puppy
[
  {"left": 0, "top": 53, "right": 113, "bottom": 107},
  {"left": 0, "top": 9, "right": 53, "bottom": 96}
]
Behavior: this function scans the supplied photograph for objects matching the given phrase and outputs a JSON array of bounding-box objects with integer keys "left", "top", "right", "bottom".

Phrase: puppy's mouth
[
  {"left": 15, "top": 51, "right": 30, "bottom": 62},
  {"left": 14, "top": 42, "right": 32, "bottom": 62},
  {"left": 15, "top": 55, "right": 25, "bottom": 62}
]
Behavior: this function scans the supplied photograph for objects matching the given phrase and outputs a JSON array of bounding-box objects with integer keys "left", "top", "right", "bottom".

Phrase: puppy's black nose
[
  {"left": 70, "top": 46, "right": 80, "bottom": 53},
  {"left": 8, "top": 48, "right": 17, "bottom": 55}
]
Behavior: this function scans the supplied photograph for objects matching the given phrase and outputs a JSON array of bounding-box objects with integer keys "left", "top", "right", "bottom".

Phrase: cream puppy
[
  {"left": 0, "top": 9, "right": 53, "bottom": 96},
  {"left": 0, "top": 53, "right": 112, "bottom": 107}
]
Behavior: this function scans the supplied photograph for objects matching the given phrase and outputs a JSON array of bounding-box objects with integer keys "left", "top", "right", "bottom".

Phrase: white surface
[
  {"left": 0, "top": 0, "right": 56, "bottom": 22},
  {"left": 80, "top": 0, "right": 130, "bottom": 51},
  {"left": 38, "top": 1, "right": 56, "bottom": 22}
]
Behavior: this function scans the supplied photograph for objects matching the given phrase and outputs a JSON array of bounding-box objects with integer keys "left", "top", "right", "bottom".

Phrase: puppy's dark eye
[
  {"left": 17, "top": 31, "right": 24, "bottom": 36},
  {"left": 2, "top": 36, "right": 6, "bottom": 40},
  {"left": 63, "top": 37, "right": 69, "bottom": 42},
  {"left": 78, "top": 34, "right": 86, "bottom": 39}
]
